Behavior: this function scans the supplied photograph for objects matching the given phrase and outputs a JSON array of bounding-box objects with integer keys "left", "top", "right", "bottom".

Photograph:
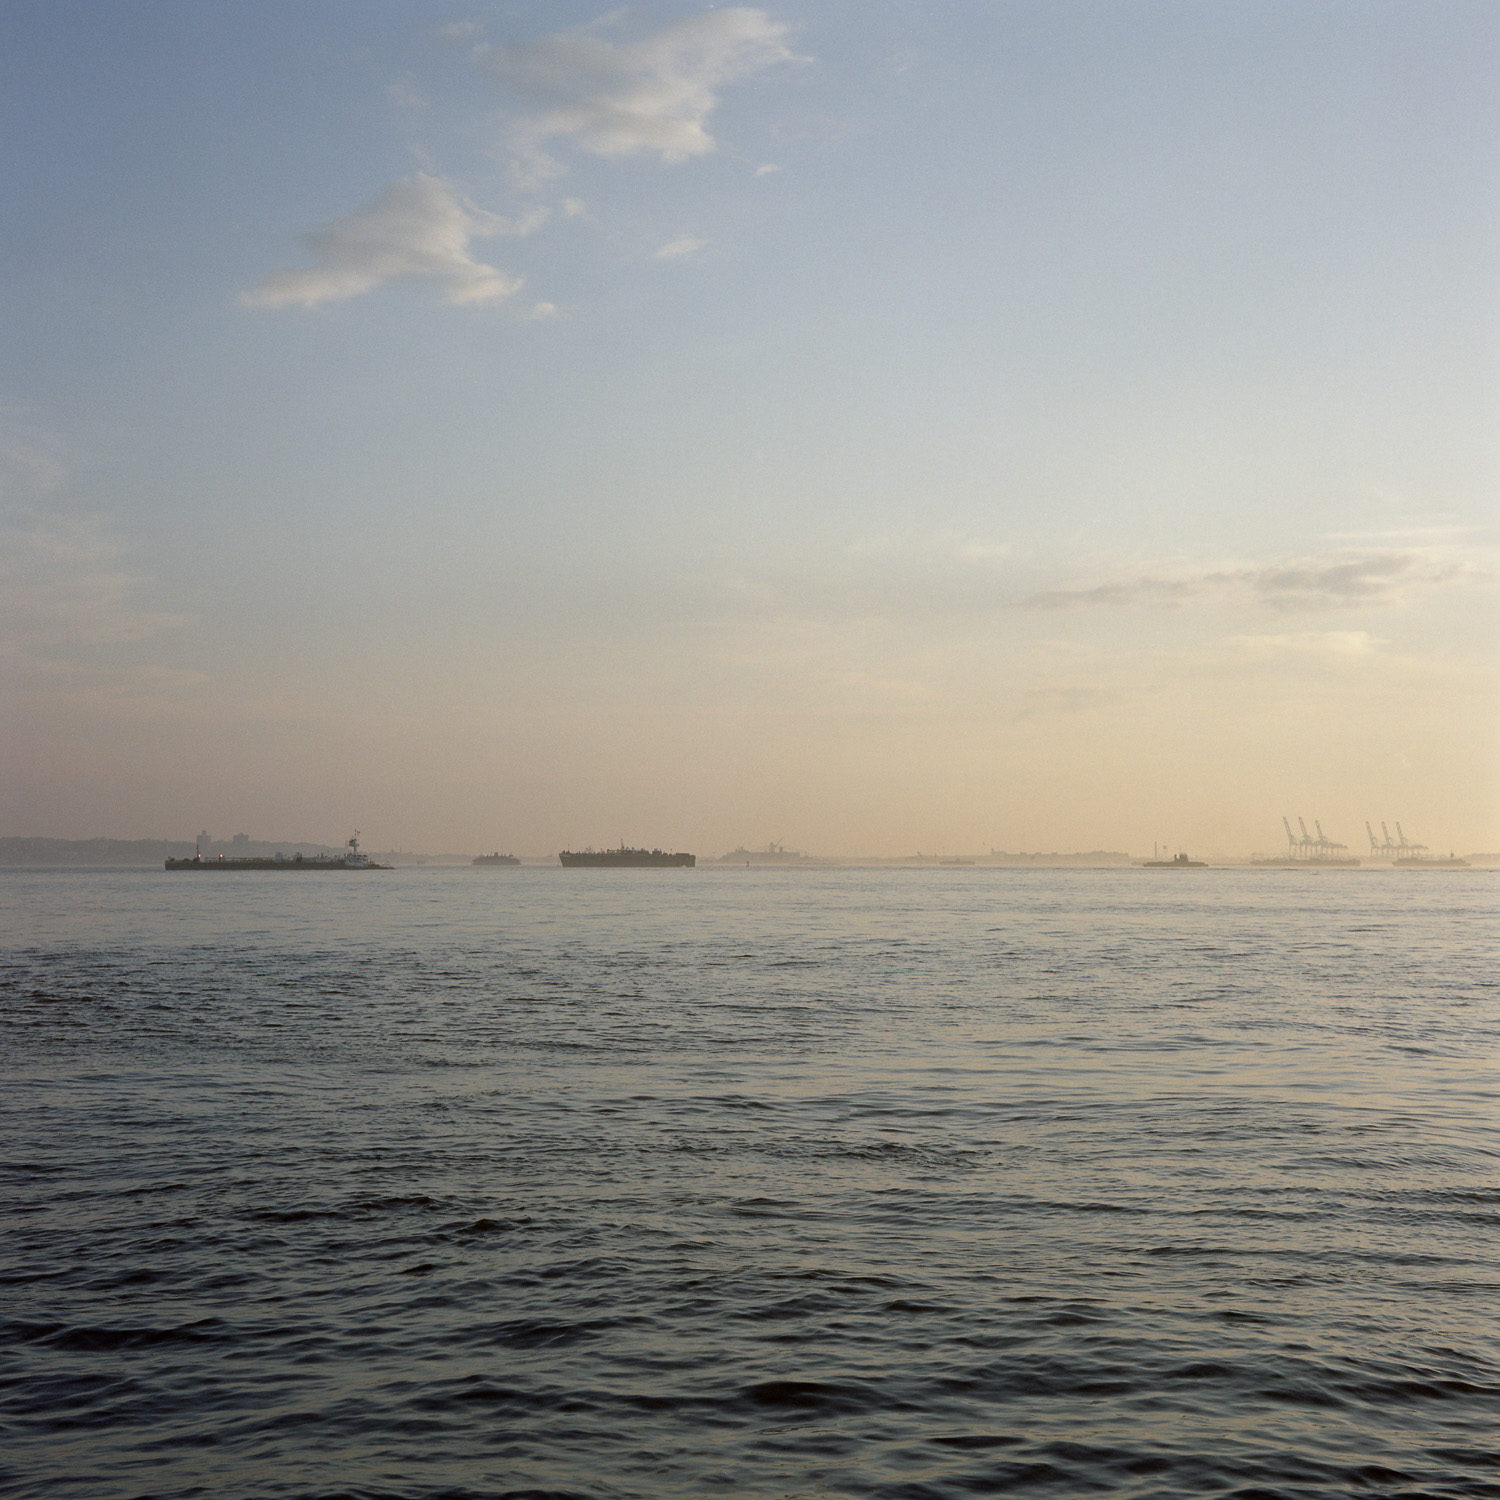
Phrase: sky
[{"left": 1, "top": 0, "right": 1496, "bottom": 857}]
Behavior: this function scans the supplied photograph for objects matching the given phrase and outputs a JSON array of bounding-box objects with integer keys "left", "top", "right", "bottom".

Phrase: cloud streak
[
  {"left": 245, "top": 175, "right": 539, "bottom": 309},
  {"left": 0, "top": 435, "right": 180, "bottom": 656},
  {"left": 476, "top": 8, "right": 792, "bottom": 164},
  {"left": 1018, "top": 552, "right": 1477, "bottom": 611},
  {"left": 655, "top": 235, "right": 707, "bottom": 259},
  {"left": 1224, "top": 630, "right": 1387, "bottom": 658}
]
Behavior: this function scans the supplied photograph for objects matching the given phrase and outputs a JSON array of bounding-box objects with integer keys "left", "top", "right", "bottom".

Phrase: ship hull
[
  {"left": 164, "top": 858, "right": 388, "bottom": 871},
  {"left": 1248, "top": 858, "right": 1361, "bottom": 867},
  {"left": 559, "top": 851, "right": 695, "bottom": 868}
]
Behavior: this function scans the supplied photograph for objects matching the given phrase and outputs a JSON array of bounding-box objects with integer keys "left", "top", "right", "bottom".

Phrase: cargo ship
[
  {"left": 559, "top": 846, "right": 695, "bottom": 868},
  {"left": 1249, "top": 817, "right": 1360, "bottom": 866},
  {"left": 473, "top": 852, "right": 520, "bottom": 866},
  {"left": 165, "top": 834, "right": 389, "bottom": 871}
]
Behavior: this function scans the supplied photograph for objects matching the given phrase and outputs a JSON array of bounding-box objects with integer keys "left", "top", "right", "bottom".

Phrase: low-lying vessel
[
  {"left": 165, "top": 834, "right": 389, "bottom": 871},
  {"left": 559, "top": 845, "right": 695, "bottom": 868}
]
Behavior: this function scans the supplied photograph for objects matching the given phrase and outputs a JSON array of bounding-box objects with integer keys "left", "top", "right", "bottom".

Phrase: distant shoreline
[{"left": 3, "top": 838, "right": 1495, "bottom": 871}]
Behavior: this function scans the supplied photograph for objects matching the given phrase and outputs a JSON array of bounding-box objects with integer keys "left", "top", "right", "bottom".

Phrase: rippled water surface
[{"left": 2, "top": 866, "right": 1497, "bottom": 1499}]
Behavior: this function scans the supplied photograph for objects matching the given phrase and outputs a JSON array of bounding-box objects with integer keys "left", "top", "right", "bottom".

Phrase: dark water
[{"left": 2, "top": 866, "right": 1497, "bottom": 1500}]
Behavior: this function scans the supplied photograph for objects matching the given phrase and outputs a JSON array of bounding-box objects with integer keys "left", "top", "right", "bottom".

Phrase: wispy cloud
[
  {"left": 476, "top": 8, "right": 793, "bottom": 164},
  {"left": 1224, "top": 630, "right": 1387, "bottom": 658},
  {"left": 385, "top": 76, "right": 427, "bottom": 113},
  {"left": 0, "top": 429, "right": 180, "bottom": 655},
  {"left": 655, "top": 235, "right": 707, "bottom": 260},
  {"left": 1019, "top": 552, "right": 1478, "bottom": 611},
  {"left": 245, "top": 175, "right": 540, "bottom": 309}
]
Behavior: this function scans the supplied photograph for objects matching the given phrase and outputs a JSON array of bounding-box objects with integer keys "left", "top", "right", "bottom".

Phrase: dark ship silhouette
[
  {"left": 166, "top": 834, "right": 388, "bottom": 871},
  {"left": 559, "top": 845, "right": 695, "bottom": 868}
]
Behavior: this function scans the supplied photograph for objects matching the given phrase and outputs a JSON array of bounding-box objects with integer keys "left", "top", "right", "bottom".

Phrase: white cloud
[
  {"left": 476, "top": 8, "right": 792, "bottom": 163},
  {"left": 1224, "top": 630, "right": 1387, "bottom": 658},
  {"left": 1018, "top": 551, "right": 1480, "bottom": 611},
  {"left": 754, "top": 162, "right": 781, "bottom": 176},
  {"left": 655, "top": 235, "right": 707, "bottom": 260},
  {"left": 245, "top": 175, "right": 537, "bottom": 309},
  {"left": 436, "top": 20, "right": 482, "bottom": 44}
]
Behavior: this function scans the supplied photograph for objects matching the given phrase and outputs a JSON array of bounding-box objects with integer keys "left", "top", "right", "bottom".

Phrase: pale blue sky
[{"left": 3, "top": 2, "right": 1496, "bottom": 853}]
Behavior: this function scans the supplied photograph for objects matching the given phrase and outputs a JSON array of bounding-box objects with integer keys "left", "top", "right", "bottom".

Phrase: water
[{"left": 2, "top": 866, "right": 1497, "bottom": 1499}]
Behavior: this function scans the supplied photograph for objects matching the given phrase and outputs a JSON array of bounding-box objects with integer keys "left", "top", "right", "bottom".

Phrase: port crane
[
  {"left": 1281, "top": 815, "right": 1350, "bottom": 861},
  {"left": 1395, "top": 822, "right": 1428, "bottom": 858},
  {"left": 1365, "top": 820, "right": 1437, "bottom": 860},
  {"left": 1314, "top": 821, "right": 1348, "bottom": 857}
]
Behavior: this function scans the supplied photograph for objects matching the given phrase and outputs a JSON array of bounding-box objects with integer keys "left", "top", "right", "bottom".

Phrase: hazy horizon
[{"left": 4, "top": 1, "right": 1496, "bottom": 857}]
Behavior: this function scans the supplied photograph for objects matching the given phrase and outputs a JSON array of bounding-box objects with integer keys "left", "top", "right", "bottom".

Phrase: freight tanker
[{"left": 166, "top": 835, "right": 388, "bottom": 870}]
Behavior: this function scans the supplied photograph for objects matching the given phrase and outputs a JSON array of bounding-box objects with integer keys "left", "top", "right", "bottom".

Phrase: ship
[
  {"left": 1143, "top": 852, "right": 1206, "bottom": 868},
  {"left": 1367, "top": 821, "right": 1469, "bottom": 867},
  {"left": 714, "top": 841, "right": 817, "bottom": 865},
  {"left": 165, "top": 834, "right": 389, "bottom": 871},
  {"left": 1249, "top": 817, "right": 1360, "bottom": 867},
  {"left": 559, "top": 845, "right": 695, "bottom": 868},
  {"left": 472, "top": 852, "right": 520, "bottom": 866}
]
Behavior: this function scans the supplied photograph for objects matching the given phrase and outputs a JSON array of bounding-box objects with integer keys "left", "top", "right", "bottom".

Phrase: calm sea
[{"left": 2, "top": 866, "right": 1496, "bottom": 1500}]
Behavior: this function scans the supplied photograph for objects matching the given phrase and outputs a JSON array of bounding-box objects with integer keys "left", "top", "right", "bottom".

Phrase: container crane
[{"left": 1395, "top": 822, "right": 1428, "bottom": 857}]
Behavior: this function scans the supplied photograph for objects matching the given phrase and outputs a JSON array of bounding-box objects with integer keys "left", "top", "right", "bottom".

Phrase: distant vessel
[
  {"left": 472, "top": 852, "right": 520, "bottom": 866},
  {"left": 559, "top": 846, "right": 695, "bottom": 868},
  {"left": 1248, "top": 857, "right": 1361, "bottom": 867},
  {"left": 165, "top": 834, "right": 389, "bottom": 871},
  {"left": 1367, "top": 821, "right": 1468, "bottom": 867},
  {"left": 715, "top": 842, "right": 817, "bottom": 865},
  {"left": 1249, "top": 816, "right": 1360, "bottom": 867},
  {"left": 1143, "top": 852, "right": 1206, "bottom": 868}
]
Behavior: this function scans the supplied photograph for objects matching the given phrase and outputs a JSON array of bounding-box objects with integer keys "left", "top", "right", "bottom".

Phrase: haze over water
[{"left": 4, "top": 866, "right": 1497, "bottom": 1498}]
